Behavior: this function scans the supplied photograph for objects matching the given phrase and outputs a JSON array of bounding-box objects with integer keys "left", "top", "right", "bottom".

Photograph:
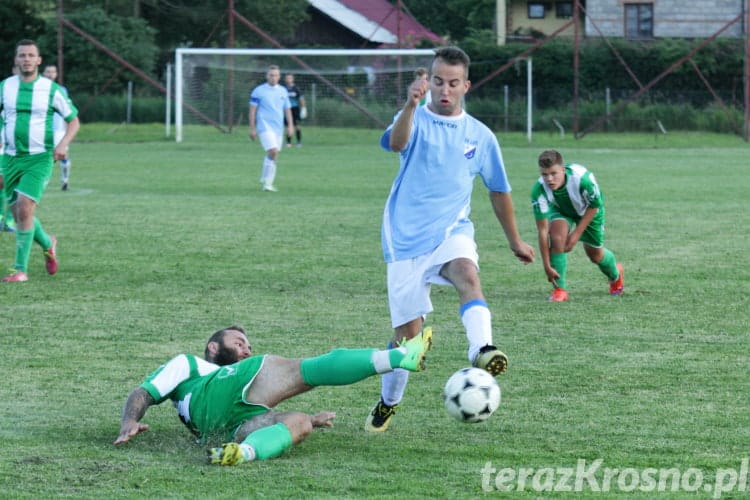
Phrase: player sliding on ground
[{"left": 114, "top": 325, "right": 432, "bottom": 465}]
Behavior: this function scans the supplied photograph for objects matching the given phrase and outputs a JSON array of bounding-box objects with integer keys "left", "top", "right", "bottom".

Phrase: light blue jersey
[
  {"left": 249, "top": 83, "right": 290, "bottom": 134},
  {"left": 379, "top": 105, "right": 511, "bottom": 262}
]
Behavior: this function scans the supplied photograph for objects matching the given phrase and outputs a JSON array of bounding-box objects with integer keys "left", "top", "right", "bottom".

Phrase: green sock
[
  {"left": 550, "top": 252, "right": 568, "bottom": 289},
  {"left": 14, "top": 228, "right": 34, "bottom": 272},
  {"left": 32, "top": 217, "right": 51, "bottom": 249},
  {"left": 597, "top": 248, "right": 619, "bottom": 281},
  {"left": 241, "top": 422, "right": 293, "bottom": 461},
  {"left": 300, "top": 348, "right": 379, "bottom": 386}
]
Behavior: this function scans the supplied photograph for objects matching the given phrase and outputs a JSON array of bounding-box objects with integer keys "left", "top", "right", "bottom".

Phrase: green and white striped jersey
[
  {"left": 0, "top": 75, "right": 78, "bottom": 156},
  {"left": 531, "top": 163, "right": 604, "bottom": 220}
]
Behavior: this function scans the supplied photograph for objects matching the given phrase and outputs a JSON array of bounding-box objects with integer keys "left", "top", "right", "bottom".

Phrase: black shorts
[{"left": 285, "top": 107, "right": 301, "bottom": 126}]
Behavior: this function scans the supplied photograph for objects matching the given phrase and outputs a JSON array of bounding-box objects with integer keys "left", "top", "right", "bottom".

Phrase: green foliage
[
  {"left": 307, "top": 98, "right": 396, "bottom": 129},
  {"left": 76, "top": 94, "right": 166, "bottom": 123},
  {"left": 405, "top": 0, "right": 496, "bottom": 40},
  {"left": 466, "top": 37, "right": 745, "bottom": 109},
  {"left": 137, "top": 0, "right": 309, "bottom": 66},
  {"left": 36, "top": 6, "right": 158, "bottom": 97},
  {"left": 0, "top": 0, "right": 46, "bottom": 64},
  {"left": 1, "top": 126, "right": 748, "bottom": 497},
  {"left": 460, "top": 36, "right": 746, "bottom": 133}
]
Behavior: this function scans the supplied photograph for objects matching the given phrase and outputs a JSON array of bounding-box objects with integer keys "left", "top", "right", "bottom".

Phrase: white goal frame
[{"left": 174, "top": 47, "right": 435, "bottom": 142}]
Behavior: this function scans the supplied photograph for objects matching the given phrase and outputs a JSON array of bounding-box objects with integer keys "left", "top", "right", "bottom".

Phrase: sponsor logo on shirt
[
  {"left": 464, "top": 139, "right": 478, "bottom": 159},
  {"left": 432, "top": 119, "right": 458, "bottom": 129}
]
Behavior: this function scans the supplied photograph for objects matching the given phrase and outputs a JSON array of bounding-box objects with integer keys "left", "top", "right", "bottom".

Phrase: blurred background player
[
  {"left": 42, "top": 64, "right": 72, "bottom": 191},
  {"left": 365, "top": 47, "right": 535, "bottom": 432},
  {"left": 249, "top": 65, "right": 293, "bottom": 192},
  {"left": 282, "top": 73, "right": 306, "bottom": 147},
  {"left": 0, "top": 39, "right": 79, "bottom": 282},
  {"left": 530, "top": 149, "right": 623, "bottom": 302}
]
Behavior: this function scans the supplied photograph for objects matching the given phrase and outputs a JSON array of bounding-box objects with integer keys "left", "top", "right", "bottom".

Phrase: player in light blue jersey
[
  {"left": 249, "top": 65, "right": 293, "bottom": 192},
  {"left": 365, "top": 46, "right": 535, "bottom": 432},
  {"left": 42, "top": 65, "right": 72, "bottom": 191}
]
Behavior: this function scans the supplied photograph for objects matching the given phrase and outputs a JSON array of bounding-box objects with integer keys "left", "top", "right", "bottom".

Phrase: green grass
[{"left": 1, "top": 125, "right": 748, "bottom": 498}]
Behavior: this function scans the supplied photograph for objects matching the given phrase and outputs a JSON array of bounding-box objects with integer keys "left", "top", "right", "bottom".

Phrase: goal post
[{"left": 174, "top": 48, "right": 435, "bottom": 142}]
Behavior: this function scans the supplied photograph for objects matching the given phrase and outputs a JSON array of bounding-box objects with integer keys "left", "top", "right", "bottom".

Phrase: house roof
[{"left": 308, "top": 0, "right": 444, "bottom": 46}]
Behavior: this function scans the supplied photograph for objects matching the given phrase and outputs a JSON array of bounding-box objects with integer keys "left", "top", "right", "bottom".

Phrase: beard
[{"left": 212, "top": 343, "right": 240, "bottom": 366}]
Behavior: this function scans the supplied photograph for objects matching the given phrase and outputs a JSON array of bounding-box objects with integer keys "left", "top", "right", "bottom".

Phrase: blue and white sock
[{"left": 461, "top": 299, "right": 492, "bottom": 362}]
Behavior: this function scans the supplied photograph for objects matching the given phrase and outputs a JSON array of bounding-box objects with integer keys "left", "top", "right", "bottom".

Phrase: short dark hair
[
  {"left": 16, "top": 39, "right": 39, "bottom": 51},
  {"left": 204, "top": 325, "right": 246, "bottom": 359},
  {"left": 538, "top": 149, "right": 564, "bottom": 169},
  {"left": 433, "top": 46, "right": 470, "bottom": 77}
]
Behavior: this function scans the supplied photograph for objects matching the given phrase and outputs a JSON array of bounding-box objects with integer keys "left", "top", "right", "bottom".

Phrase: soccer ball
[{"left": 443, "top": 367, "right": 501, "bottom": 423}]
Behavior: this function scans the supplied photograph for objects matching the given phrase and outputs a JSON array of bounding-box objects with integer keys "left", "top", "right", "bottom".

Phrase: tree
[
  {"left": 402, "top": 0, "right": 495, "bottom": 42},
  {"left": 138, "top": 0, "right": 310, "bottom": 68},
  {"left": 37, "top": 6, "right": 158, "bottom": 96},
  {"left": 0, "top": 0, "right": 46, "bottom": 67}
]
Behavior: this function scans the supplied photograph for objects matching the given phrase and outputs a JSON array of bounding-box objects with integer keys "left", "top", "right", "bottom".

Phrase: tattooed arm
[{"left": 114, "top": 387, "right": 155, "bottom": 445}]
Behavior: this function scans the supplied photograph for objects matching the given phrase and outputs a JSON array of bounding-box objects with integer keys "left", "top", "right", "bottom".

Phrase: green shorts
[
  {"left": 191, "top": 355, "right": 272, "bottom": 442},
  {"left": 1, "top": 153, "right": 53, "bottom": 205},
  {"left": 549, "top": 207, "right": 607, "bottom": 248}
]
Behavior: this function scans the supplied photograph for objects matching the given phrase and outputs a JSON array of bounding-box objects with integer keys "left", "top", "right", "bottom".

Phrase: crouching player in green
[
  {"left": 114, "top": 325, "right": 432, "bottom": 465},
  {"left": 530, "top": 149, "right": 623, "bottom": 302}
]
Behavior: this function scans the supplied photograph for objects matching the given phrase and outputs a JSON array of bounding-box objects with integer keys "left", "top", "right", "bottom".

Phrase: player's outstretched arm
[
  {"left": 114, "top": 387, "right": 155, "bottom": 445},
  {"left": 490, "top": 191, "right": 535, "bottom": 264},
  {"left": 388, "top": 79, "right": 427, "bottom": 152}
]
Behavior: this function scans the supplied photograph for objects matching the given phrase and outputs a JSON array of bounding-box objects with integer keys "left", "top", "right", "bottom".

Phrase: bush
[
  {"left": 473, "top": 99, "right": 743, "bottom": 134},
  {"left": 77, "top": 94, "right": 167, "bottom": 123}
]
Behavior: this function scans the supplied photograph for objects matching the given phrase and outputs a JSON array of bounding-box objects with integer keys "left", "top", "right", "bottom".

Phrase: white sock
[
  {"left": 462, "top": 302, "right": 492, "bottom": 362},
  {"left": 260, "top": 157, "right": 271, "bottom": 184},
  {"left": 371, "top": 347, "right": 406, "bottom": 374},
  {"left": 61, "top": 159, "right": 70, "bottom": 182},
  {"left": 266, "top": 158, "right": 277, "bottom": 185},
  {"left": 239, "top": 443, "right": 256, "bottom": 462},
  {"left": 380, "top": 368, "right": 409, "bottom": 406}
]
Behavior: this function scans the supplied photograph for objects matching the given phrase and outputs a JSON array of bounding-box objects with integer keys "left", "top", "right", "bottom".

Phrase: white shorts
[
  {"left": 386, "top": 233, "right": 479, "bottom": 328},
  {"left": 258, "top": 131, "right": 282, "bottom": 152}
]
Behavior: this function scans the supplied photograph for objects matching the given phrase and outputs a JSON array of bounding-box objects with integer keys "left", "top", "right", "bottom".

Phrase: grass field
[{"left": 1, "top": 125, "right": 748, "bottom": 498}]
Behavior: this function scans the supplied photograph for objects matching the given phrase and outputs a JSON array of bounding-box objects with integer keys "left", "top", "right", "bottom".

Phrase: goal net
[{"left": 174, "top": 48, "right": 436, "bottom": 142}]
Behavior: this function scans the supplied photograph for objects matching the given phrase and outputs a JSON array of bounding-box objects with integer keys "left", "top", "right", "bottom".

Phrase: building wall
[
  {"left": 585, "top": 0, "right": 744, "bottom": 38},
  {"left": 507, "top": 1, "right": 580, "bottom": 40}
]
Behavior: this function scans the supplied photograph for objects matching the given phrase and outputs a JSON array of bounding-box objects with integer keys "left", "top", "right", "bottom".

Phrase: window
[
  {"left": 625, "top": 3, "right": 653, "bottom": 39},
  {"left": 556, "top": 2, "right": 573, "bottom": 18},
  {"left": 528, "top": 3, "right": 546, "bottom": 19}
]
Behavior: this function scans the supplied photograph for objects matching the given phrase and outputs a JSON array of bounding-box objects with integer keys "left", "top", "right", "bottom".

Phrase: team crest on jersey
[
  {"left": 218, "top": 366, "right": 236, "bottom": 379},
  {"left": 464, "top": 139, "right": 477, "bottom": 159}
]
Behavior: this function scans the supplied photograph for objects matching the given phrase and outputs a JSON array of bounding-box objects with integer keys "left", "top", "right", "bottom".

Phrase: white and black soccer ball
[{"left": 443, "top": 367, "right": 501, "bottom": 423}]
